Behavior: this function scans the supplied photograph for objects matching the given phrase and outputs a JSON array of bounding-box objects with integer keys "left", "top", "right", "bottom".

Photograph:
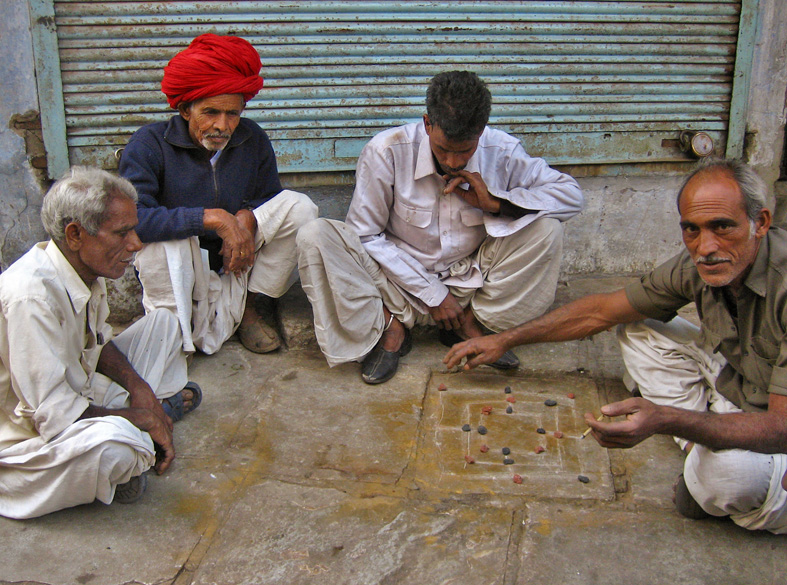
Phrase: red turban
[{"left": 161, "top": 34, "right": 264, "bottom": 109}]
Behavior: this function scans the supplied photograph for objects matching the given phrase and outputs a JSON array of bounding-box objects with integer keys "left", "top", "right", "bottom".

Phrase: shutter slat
[{"left": 49, "top": 0, "right": 743, "bottom": 170}]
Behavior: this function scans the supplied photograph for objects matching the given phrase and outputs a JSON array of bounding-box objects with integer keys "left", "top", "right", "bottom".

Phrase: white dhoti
[
  {"left": 296, "top": 217, "right": 563, "bottom": 366},
  {"left": 0, "top": 308, "right": 188, "bottom": 519},
  {"left": 134, "top": 190, "right": 318, "bottom": 354},
  {"left": 618, "top": 317, "right": 787, "bottom": 533}
]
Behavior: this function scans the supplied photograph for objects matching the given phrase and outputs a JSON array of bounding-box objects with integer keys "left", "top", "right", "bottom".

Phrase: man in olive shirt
[{"left": 444, "top": 158, "right": 787, "bottom": 533}]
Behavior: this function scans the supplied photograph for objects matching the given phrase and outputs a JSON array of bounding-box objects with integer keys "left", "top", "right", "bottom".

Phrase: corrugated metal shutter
[{"left": 33, "top": 0, "right": 751, "bottom": 177}]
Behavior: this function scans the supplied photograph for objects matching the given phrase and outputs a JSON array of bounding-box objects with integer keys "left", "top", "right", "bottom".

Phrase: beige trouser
[
  {"left": 618, "top": 318, "right": 787, "bottom": 533},
  {"left": 0, "top": 309, "right": 188, "bottom": 519},
  {"left": 296, "top": 217, "right": 563, "bottom": 366},
  {"left": 134, "top": 191, "right": 318, "bottom": 354}
]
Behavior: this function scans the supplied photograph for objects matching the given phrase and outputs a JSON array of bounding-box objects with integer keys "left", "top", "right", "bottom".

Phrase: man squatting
[
  {"left": 120, "top": 34, "right": 318, "bottom": 355},
  {"left": 297, "top": 71, "right": 583, "bottom": 385},
  {"left": 446, "top": 158, "right": 787, "bottom": 534}
]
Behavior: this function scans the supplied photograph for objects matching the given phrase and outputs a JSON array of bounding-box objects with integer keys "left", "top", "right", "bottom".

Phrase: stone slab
[
  {"left": 0, "top": 466, "right": 218, "bottom": 585},
  {"left": 517, "top": 502, "right": 787, "bottom": 585},
  {"left": 2, "top": 291, "right": 782, "bottom": 585},
  {"left": 215, "top": 350, "right": 432, "bottom": 488},
  {"left": 191, "top": 481, "right": 514, "bottom": 585},
  {"left": 414, "top": 371, "right": 613, "bottom": 499}
]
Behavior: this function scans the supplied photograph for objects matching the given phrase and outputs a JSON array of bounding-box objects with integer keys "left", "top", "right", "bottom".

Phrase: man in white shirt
[
  {"left": 297, "top": 71, "right": 583, "bottom": 384},
  {"left": 0, "top": 167, "right": 196, "bottom": 519}
]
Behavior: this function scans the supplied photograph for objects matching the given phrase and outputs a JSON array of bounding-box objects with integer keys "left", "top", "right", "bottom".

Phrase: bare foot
[
  {"left": 162, "top": 387, "right": 195, "bottom": 411},
  {"left": 180, "top": 388, "right": 195, "bottom": 411}
]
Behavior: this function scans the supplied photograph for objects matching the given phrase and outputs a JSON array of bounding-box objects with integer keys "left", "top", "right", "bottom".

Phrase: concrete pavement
[{"left": 1, "top": 277, "right": 784, "bottom": 585}]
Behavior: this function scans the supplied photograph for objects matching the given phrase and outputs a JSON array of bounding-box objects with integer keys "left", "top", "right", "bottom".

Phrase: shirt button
[
  {"left": 442, "top": 231, "right": 447, "bottom": 236},
  {"left": 406, "top": 217, "right": 411, "bottom": 223}
]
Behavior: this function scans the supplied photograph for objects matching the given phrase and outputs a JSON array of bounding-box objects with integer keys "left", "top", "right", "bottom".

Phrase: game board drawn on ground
[{"left": 413, "top": 372, "right": 614, "bottom": 499}]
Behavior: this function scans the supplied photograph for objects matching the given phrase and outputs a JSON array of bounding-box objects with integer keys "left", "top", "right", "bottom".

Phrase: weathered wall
[
  {"left": 0, "top": 0, "right": 48, "bottom": 271},
  {"left": 749, "top": 0, "right": 787, "bottom": 227},
  {"left": 563, "top": 176, "right": 684, "bottom": 276},
  {"left": 2, "top": 1, "right": 785, "bottom": 319},
  {"left": 746, "top": 0, "right": 787, "bottom": 185}
]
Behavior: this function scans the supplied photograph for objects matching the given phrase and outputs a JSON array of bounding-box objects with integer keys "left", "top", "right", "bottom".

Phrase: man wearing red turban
[{"left": 120, "top": 34, "right": 318, "bottom": 355}]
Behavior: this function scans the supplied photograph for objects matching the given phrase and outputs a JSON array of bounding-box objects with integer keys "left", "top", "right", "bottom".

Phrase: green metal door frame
[
  {"left": 726, "top": 0, "right": 759, "bottom": 158},
  {"left": 29, "top": 0, "right": 69, "bottom": 180}
]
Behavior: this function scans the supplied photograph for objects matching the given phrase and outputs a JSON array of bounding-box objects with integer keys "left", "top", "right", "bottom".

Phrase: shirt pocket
[
  {"left": 392, "top": 198, "right": 432, "bottom": 228},
  {"left": 741, "top": 335, "right": 778, "bottom": 390},
  {"left": 460, "top": 207, "right": 485, "bottom": 227}
]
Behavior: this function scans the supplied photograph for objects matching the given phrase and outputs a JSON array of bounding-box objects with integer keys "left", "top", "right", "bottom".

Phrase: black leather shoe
[
  {"left": 437, "top": 329, "right": 520, "bottom": 370},
  {"left": 361, "top": 329, "right": 413, "bottom": 384}
]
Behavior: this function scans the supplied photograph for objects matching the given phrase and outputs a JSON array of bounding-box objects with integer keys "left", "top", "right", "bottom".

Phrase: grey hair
[
  {"left": 41, "top": 166, "right": 138, "bottom": 242},
  {"left": 677, "top": 157, "right": 768, "bottom": 222}
]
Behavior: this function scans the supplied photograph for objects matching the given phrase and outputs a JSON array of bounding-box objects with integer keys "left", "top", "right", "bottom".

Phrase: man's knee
[
  {"left": 616, "top": 321, "right": 646, "bottom": 349},
  {"left": 535, "top": 216, "right": 563, "bottom": 241},
  {"left": 142, "top": 307, "right": 180, "bottom": 333},
  {"left": 296, "top": 218, "right": 348, "bottom": 252},
  {"left": 520, "top": 217, "right": 563, "bottom": 252},
  {"left": 685, "top": 446, "right": 771, "bottom": 516},
  {"left": 280, "top": 190, "right": 319, "bottom": 227}
]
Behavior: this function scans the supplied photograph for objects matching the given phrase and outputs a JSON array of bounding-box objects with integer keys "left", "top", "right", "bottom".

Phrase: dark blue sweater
[{"left": 119, "top": 115, "right": 283, "bottom": 244}]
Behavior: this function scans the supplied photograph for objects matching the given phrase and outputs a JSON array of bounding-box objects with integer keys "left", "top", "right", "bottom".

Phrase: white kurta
[{"left": 0, "top": 242, "right": 188, "bottom": 519}]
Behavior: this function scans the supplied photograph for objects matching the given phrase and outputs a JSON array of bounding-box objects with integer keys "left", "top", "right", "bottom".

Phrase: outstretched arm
[{"left": 444, "top": 288, "right": 646, "bottom": 370}]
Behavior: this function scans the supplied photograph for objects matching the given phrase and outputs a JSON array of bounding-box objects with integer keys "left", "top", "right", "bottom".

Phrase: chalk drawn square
[{"left": 413, "top": 372, "right": 613, "bottom": 499}]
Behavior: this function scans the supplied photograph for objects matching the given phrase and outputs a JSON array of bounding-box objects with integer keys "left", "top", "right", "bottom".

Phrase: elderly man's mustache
[{"left": 695, "top": 255, "right": 731, "bottom": 265}]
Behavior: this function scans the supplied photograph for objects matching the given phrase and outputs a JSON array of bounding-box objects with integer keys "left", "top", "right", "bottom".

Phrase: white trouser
[
  {"left": 618, "top": 318, "right": 787, "bottom": 533},
  {"left": 0, "top": 309, "right": 188, "bottom": 519},
  {"left": 134, "top": 191, "right": 318, "bottom": 354},
  {"left": 296, "top": 217, "right": 563, "bottom": 366}
]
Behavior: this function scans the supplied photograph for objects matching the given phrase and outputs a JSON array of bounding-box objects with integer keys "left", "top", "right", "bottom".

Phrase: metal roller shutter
[{"left": 30, "top": 0, "right": 755, "bottom": 179}]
